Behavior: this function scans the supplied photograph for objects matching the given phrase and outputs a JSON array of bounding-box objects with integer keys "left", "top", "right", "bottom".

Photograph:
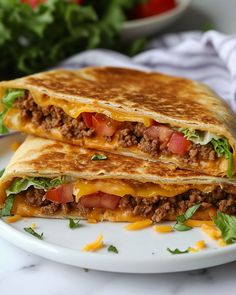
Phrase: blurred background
[{"left": 0, "top": 0, "right": 234, "bottom": 80}]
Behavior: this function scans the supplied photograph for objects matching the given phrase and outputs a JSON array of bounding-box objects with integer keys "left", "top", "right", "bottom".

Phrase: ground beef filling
[
  {"left": 22, "top": 186, "right": 236, "bottom": 222},
  {"left": 118, "top": 122, "right": 217, "bottom": 163},
  {"left": 14, "top": 93, "right": 94, "bottom": 140},
  {"left": 14, "top": 94, "right": 217, "bottom": 162}
]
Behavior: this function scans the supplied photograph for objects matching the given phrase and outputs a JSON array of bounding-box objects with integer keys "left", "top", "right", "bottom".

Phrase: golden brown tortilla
[
  {"left": 1, "top": 136, "right": 236, "bottom": 221},
  {"left": 1, "top": 67, "right": 236, "bottom": 176}
]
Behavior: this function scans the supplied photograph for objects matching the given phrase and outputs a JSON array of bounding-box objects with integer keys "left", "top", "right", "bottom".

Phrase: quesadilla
[
  {"left": 0, "top": 67, "right": 235, "bottom": 177},
  {"left": 1, "top": 135, "right": 236, "bottom": 222}
]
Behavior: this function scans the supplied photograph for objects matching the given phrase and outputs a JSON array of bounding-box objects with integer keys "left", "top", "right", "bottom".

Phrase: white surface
[
  {"left": 122, "top": 0, "right": 191, "bottom": 39},
  {"left": 2, "top": 134, "right": 236, "bottom": 274}
]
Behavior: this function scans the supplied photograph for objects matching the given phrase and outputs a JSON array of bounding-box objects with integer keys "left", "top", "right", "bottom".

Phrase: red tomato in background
[
  {"left": 168, "top": 132, "right": 190, "bottom": 156},
  {"left": 20, "top": 0, "right": 46, "bottom": 9},
  {"left": 80, "top": 192, "right": 121, "bottom": 210},
  {"left": 131, "top": 0, "right": 176, "bottom": 19},
  {"left": 45, "top": 183, "right": 74, "bottom": 203},
  {"left": 21, "top": 0, "right": 84, "bottom": 9}
]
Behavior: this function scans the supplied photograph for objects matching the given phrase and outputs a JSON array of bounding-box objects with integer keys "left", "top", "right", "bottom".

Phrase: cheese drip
[
  {"left": 73, "top": 179, "right": 217, "bottom": 203},
  {"left": 30, "top": 91, "right": 152, "bottom": 126}
]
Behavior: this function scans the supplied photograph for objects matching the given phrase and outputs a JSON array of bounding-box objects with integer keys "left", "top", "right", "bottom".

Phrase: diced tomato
[
  {"left": 45, "top": 183, "right": 74, "bottom": 204},
  {"left": 168, "top": 132, "right": 190, "bottom": 156},
  {"left": 100, "top": 193, "right": 121, "bottom": 209},
  {"left": 80, "top": 192, "right": 121, "bottom": 210},
  {"left": 144, "top": 124, "right": 174, "bottom": 142},
  {"left": 130, "top": 0, "right": 177, "bottom": 19},
  {"left": 82, "top": 112, "right": 94, "bottom": 129},
  {"left": 92, "top": 113, "right": 120, "bottom": 137},
  {"left": 80, "top": 193, "right": 101, "bottom": 208}
]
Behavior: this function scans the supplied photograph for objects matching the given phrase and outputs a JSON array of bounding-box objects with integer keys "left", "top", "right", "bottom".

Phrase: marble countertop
[
  {"left": 1, "top": 1, "right": 236, "bottom": 294},
  {"left": 1, "top": 236, "right": 236, "bottom": 295}
]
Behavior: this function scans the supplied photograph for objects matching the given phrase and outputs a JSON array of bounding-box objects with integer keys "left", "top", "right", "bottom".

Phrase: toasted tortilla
[
  {"left": 1, "top": 67, "right": 236, "bottom": 176},
  {"left": 1, "top": 136, "right": 236, "bottom": 221}
]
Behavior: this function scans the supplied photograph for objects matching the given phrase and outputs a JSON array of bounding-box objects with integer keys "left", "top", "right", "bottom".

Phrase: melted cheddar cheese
[
  {"left": 184, "top": 219, "right": 214, "bottom": 227},
  {"left": 73, "top": 179, "right": 217, "bottom": 202},
  {"left": 31, "top": 91, "right": 152, "bottom": 126},
  {"left": 201, "top": 224, "right": 221, "bottom": 240},
  {"left": 6, "top": 214, "right": 22, "bottom": 223},
  {"left": 82, "top": 234, "right": 104, "bottom": 252},
  {"left": 153, "top": 225, "right": 173, "bottom": 233},
  {"left": 124, "top": 219, "right": 152, "bottom": 230}
]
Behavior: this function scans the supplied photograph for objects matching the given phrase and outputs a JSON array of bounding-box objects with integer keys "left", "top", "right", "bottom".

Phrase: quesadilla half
[
  {"left": 0, "top": 67, "right": 236, "bottom": 177},
  {"left": 1, "top": 136, "right": 236, "bottom": 222}
]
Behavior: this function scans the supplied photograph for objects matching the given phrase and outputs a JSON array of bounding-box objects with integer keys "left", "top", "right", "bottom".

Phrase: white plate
[
  {"left": 1, "top": 133, "right": 236, "bottom": 273},
  {"left": 122, "top": 0, "right": 192, "bottom": 40}
]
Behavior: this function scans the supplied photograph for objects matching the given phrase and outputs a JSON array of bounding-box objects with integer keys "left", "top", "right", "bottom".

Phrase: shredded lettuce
[
  {"left": 1, "top": 176, "right": 65, "bottom": 217},
  {"left": 180, "top": 128, "right": 233, "bottom": 177},
  {"left": 1, "top": 195, "right": 15, "bottom": 217},
  {"left": 0, "top": 168, "right": 5, "bottom": 178},
  {"left": 211, "top": 138, "right": 233, "bottom": 177},
  {"left": 212, "top": 211, "right": 236, "bottom": 244},
  {"left": 0, "top": 88, "right": 25, "bottom": 134},
  {"left": 6, "top": 177, "right": 65, "bottom": 196},
  {"left": 180, "top": 128, "right": 219, "bottom": 145}
]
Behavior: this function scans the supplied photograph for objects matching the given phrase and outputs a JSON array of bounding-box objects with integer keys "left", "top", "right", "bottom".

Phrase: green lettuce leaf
[
  {"left": 1, "top": 177, "right": 65, "bottom": 217},
  {"left": 2, "top": 89, "right": 25, "bottom": 108},
  {"left": 6, "top": 177, "right": 65, "bottom": 196},
  {"left": 0, "top": 168, "right": 5, "bottom": 178},
  {"left": 180, "top": 128, "right": 233, "bottom": 177},
  {"left": 1, "top": 195, "right": 15, "bottom": 217},
  {"left": 212, "top": 211, "right": 236, "bottom": 244},
  {"left": 211, "top": 138, "right": 233, "bottom": 177},
  {"left": 0, "top": 88, "right": 25, "bottom": 134},
  {"left": 174, "top": 204, "right": 200, "bottom": 231},
  {"left": 180, "top": 128, "right": 219, "bottom": 145},
  {"left": 0, "top": 0, "right": 143, "bottom": 79}
]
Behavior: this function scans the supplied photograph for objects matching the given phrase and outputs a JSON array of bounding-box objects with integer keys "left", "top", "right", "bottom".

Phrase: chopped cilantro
[
  {"left": 68, "top": 218, "right": 82, "bottom": 229},
  {"left": 91, "top": 154, "right": 108, "bottom": 161},
  {"left": 174, "top": 204, "right": 200, "bottom": 231},
  {"left": 24, "top": 227, "right": 43, "bottom": 240},
  {"left": 167, "top": 247, "right": 189, "bottom": 255},
  {"left": 108, "top": 245, "right": 118, "bottom": 254}
]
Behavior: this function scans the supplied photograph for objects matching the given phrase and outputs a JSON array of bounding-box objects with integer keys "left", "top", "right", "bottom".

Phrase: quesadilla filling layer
[
  {"left": 2, "top": 177, "right": 236, "bottom": 221},
  {"left": 0, "top": 89, "right": 233, "bottom": 176}
]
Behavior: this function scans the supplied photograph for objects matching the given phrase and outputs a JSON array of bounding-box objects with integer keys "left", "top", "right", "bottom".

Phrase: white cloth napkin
[{"left": 58, "top": 30, "right": 236, "bottom": 112}]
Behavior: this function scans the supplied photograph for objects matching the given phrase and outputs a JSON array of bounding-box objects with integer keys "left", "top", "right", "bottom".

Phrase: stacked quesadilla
[
  {"left": 0, "top": 67, "right": 236, "bottom": 221},
  {"left": 1, "top": 136, "right": 236, "bottom": 221}
]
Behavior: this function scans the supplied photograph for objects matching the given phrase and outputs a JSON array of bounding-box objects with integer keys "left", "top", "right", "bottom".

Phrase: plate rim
[{"left": 1, "top": 219, "right": 236, "bottom": 273}]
